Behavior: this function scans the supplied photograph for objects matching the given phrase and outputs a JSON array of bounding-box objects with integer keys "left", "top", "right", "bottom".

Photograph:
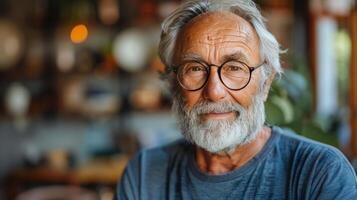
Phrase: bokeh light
[{"left": 70, "top": 24, "right": 88, "bottom": 44}]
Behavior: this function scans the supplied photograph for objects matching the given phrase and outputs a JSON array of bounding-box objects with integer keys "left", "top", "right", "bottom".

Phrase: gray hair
[{"left": 158, "top": 0, "right": 283, "bottom": 85}]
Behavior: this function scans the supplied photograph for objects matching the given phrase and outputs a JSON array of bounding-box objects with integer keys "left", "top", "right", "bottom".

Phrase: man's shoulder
[
  {"left": 116, "top": 139, "right": 193, "bottom": 199},
  {"left": 273, "top": 126, "right": 352, "bottom": 168},
  {"left": 274, "top": 126, "right": 357, "bottom": 197},
  {"left": 275, "top": 126, "right": 339, "bottom": 152}
]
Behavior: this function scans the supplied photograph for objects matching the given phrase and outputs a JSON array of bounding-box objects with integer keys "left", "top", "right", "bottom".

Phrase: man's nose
[{"left": 203, "top": 68, "right": 227, "bottom": 102}]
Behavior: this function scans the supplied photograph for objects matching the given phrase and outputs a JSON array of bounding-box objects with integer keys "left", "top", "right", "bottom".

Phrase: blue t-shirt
[{"left": 114, "top": 127, "right": 357, "bottom": 200}]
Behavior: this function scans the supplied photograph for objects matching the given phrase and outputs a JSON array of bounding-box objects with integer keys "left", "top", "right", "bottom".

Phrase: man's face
[{"left": 172, "top": 11, "right": 267, "bottom": 153}]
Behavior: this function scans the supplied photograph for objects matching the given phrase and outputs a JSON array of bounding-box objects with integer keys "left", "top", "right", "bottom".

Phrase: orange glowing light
[{"left": 70, "top": 24, "right": 88, "bottom": 44}]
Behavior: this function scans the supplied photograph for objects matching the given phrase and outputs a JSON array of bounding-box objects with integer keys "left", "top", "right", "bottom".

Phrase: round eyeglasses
[{"left": 173, "top": 60, "right": 265, "bottom": 91}]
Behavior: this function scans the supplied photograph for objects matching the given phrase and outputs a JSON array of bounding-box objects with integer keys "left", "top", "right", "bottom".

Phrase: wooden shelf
[{"left": 5, "top": 155, "right": 128, "bottom": 199}]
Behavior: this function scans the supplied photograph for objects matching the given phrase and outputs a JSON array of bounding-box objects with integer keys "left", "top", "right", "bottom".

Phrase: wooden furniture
[{"left": 5, "top": 156, "right": 128, "bottom": 200}]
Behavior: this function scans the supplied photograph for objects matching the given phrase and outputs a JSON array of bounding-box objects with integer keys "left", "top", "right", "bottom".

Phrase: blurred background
[{"left": 0, "top": 0, "right": 356, "bottom": 199}]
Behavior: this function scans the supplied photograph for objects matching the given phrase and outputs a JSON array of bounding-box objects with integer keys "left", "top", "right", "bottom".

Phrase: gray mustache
[{"left": 190, "top": 101, "right": 244, "bottom": 115}]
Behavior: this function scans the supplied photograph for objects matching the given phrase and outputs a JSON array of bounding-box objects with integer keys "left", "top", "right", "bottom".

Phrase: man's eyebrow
[
  {"left": 179, "top": 53, "right": 204, "bottom": 62},
  {"left": 223, "top": 52, "right": 249, "bottom": 63}
]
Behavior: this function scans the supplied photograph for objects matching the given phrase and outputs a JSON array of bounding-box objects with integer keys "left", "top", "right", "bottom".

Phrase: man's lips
[{"left": 200, "top": 111, "right": 236, "bottom": 121}]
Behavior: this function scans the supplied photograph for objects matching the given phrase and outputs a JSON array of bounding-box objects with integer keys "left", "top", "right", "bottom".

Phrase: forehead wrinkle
[
  {"left": 177, "top": 11, "right": 260, "bottom": 66},
  {"left": 197, "top": 35, "right": 250, "bottom": 45},
  {"left": 194, "top": 31, "right": 254, "bottom": 54},
  {"left": 197, "top": 39, "right": 253, "bottom": 48},
  {"left": 196, "top": 29, "right": 251, "bottom": 44},
  {"left": 209, "top": 19, "right": 253, "bottom": 44},
  {"left": 233, "top": 22, "right": 252, "bottom": 36},
  {"left": 195, "top": 40, "right": 255, "bottom": 60},
  {"left": 179, "top": 40, "right": 255, "bottom": 65}
]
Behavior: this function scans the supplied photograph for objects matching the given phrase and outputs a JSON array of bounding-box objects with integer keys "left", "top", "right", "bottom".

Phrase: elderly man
[{"left": 115, "top": 0, "right": 357, "bottom": 199}]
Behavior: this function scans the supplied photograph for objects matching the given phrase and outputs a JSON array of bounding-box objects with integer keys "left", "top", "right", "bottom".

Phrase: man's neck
[{"left": 195, "top": 126, "right": 272, "bottom": 175}]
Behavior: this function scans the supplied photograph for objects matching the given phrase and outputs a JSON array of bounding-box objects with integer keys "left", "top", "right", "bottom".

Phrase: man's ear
[{"left": 262, "top": 72, "right": 276, "bottom": 102}]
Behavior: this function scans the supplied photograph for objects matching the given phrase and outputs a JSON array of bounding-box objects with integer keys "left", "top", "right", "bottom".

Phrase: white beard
[{"left": 172, "top": 92, "right": 266, "bottom": 153}]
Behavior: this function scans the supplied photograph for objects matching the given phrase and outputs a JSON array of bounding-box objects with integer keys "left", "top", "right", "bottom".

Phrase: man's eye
[
  {"left": 182, "top": 64, "right": 205, "bottom": 74},
  {"left": 224, "top": 62, "right": 249, "bottom": 74},
  {"left": 227, "top": 65, "right": 243, "bottom": 71},
  {"left": 181, "top": 64, "right": 206, "bottom": 77},
  {"left": 189, "top": 66, "right": 204, "bottom": 71}
]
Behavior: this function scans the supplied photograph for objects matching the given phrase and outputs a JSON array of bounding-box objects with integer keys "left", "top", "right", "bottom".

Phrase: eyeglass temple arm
[{"left": 250, "top": 60, "right": 266, "bottom": 71}]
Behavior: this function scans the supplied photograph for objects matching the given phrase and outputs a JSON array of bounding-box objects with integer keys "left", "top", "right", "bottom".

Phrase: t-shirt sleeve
[
  {"left": 311, "top": 150, "right": 357, "bottom": 200},
  {"left": 113, "top": 154, "right": 140, "bottom": 200}
]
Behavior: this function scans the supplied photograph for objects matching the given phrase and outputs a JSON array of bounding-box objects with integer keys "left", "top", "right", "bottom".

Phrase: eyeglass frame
[{"left": 172, "top": 59, "right": 266, "bottom": 91}]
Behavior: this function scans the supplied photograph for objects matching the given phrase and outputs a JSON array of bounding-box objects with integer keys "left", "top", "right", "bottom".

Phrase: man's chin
[
  {"left": 184, "top": 124, "right": 262, "bottom": 154},
  {"left": 184, "top": 131, "right": 245, "bottom": 153}
]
